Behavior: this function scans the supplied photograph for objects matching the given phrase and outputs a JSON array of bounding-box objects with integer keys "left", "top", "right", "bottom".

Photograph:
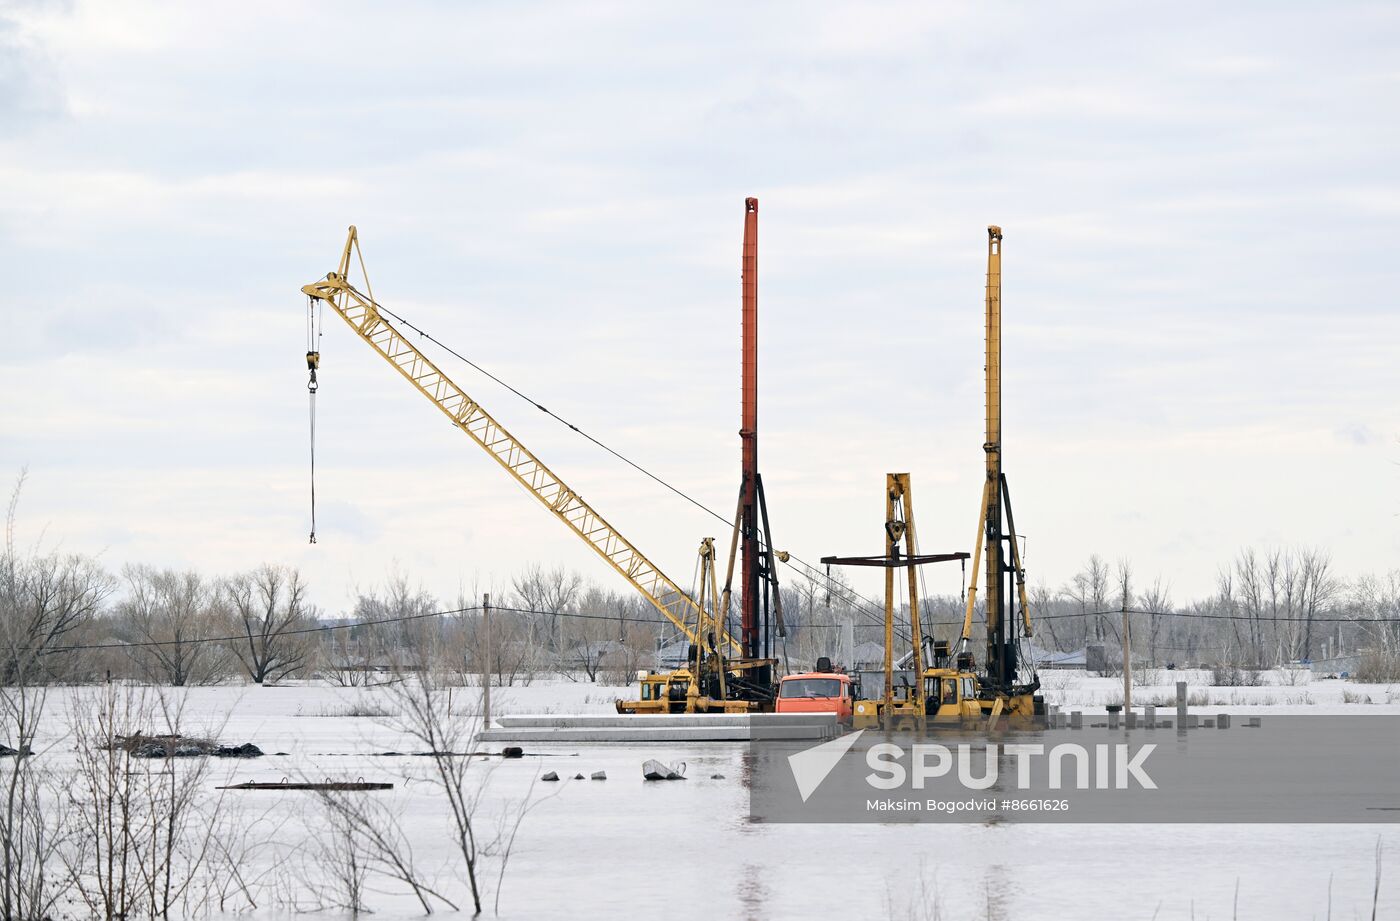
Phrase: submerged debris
[
  {"left": 114, "top": 734, "right": 263, "bottom": 759},
  {"left": 217, "top": 777, "right": 391, "bottom": 792}
]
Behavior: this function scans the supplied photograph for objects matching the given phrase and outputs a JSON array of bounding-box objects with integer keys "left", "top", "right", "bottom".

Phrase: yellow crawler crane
[
  {"left": 955, "top": 226, "right": 1043, "bottom": 724},
  {"left": 301, "top": 227, "right": 770, "bottom": 714}
]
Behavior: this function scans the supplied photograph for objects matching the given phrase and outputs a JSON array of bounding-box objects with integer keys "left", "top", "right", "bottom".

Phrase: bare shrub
[
  {"left": 381, "top": 668, "right": 487, "bottom": 912},
  {"left": 0, "top": 685, "right": 62, "bottom": 921},
  {"left": 1210, "top": 664, "right": 1264, "bottom": 687},
  {"left": 318, "top": 626, "right": 391, "bottom": 687},
  {"left": 1355, "top": 649, "right": 1400, "bottom": 683},
  {"left": 308, "top": 789, "right": 453, "bottom": 914},
  {"left": 60, "top": 686, "right": 229, "bottom": 920},
  {"left": 1132, "top": 667, "right": 1162, "bottom": 688},
  {"left": 377, "top": 638, "right": 547, "bottom": 916}
]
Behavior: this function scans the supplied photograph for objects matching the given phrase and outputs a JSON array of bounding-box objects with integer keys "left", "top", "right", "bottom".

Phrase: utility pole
[
  {"left": 842, "top": 618, "right": 854, "bottom": 672},
  {"left": 482, "top": 592, "right": 492, "bottom": 727},
  {"left": 1122, "top": 600, "right": 1132, "bottom": 713}
]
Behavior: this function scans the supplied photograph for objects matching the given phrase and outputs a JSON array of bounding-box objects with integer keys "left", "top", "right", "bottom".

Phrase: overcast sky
[{"left": 2, "top": 1, "right": 1397, "bottom": 618}]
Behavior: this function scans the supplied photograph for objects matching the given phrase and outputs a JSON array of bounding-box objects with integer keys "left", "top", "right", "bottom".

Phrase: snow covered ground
[{"left": 25, "top": 671, "right": 1400, "bottom": 920}]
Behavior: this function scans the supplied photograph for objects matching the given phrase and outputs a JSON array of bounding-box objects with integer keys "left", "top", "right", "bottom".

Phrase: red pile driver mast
[
  {"left": 721, "top": 197, "right": 784, "bottom": 692},
  {"left": 740, "top": 197, "right": 761, "bottom": 661}
]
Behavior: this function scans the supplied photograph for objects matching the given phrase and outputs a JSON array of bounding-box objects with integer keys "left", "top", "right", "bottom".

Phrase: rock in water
[
  {"left": 591, "top": 771, "right": 607, "bottom": 780},
  {"left": 541, "top": 771, "right": 559, "bottom": 782},
  {"left": 642, "top": 759, "right": 685, "bottom": 781},
  {"left": 213, "top": 743, "right": 264, "bottom": 758},
  {"left": 502, "top": 746, "right": 524, "bottom": 759}
]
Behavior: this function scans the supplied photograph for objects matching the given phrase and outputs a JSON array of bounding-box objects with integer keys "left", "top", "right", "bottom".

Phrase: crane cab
[
  {"left": 922, "top": 668, "right": 984, "bottom": 722},
  {"left": 853, "top": 667, "right": 1027, "bottom": 730}
]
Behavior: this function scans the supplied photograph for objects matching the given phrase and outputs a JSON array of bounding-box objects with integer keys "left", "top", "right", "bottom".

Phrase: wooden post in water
[{"left": 1121, "top": 602, "right": 1132, "bottom": 714}]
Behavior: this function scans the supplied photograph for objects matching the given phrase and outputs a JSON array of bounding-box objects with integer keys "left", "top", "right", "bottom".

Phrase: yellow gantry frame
[
  {"left": 884, "top": 473, "right": 924, "bottom": 709},
  {"left": 690, "top": 537, "right": 728, "bottom": 702},
  {"left": 959, "top": 226, "right": 1033, "bottom": 647},
  {"left": 302, "top": 226, "right": 738, "bottom": 654}
]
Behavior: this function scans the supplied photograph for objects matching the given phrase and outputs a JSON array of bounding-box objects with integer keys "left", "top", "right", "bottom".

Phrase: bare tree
[
  {"left": 511, "top": 564, "right": 581, "bottom": 652},
  {"left": 1137, "top": 577, "right": 1172, "bottom": 666},
  {"left": 116, "top": 565, "right": 230, "bottom": 687},
  {"left": 1297, "top": 548, "right": 1339, "bottom": 662},
  {"left": 1063, "top": 554, "right": 1111, "bottom": 647},
  {"left": 221, "top": 565, "right": 316, "bottom": 684},
  {"left": 1, "top": 474, "right": 112, "bottom": 685},
  {"left": 352, "top": 572, "right": 440, "bottom": 662}
]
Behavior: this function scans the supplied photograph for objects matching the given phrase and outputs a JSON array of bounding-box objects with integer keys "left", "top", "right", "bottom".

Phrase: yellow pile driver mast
[
  {"left": 301, "top": 227, "right": 768, "bottom": 713},
  {"left": 958, "top": 226, "right": 1041, "bottom": 711}
]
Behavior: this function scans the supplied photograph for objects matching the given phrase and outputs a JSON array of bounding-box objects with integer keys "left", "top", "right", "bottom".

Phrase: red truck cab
[{"left": 774, "top": 670, "right": 856, "bottom": 725}]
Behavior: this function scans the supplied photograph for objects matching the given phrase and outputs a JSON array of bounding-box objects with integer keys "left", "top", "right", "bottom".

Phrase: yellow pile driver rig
[{"left": 822, "top": 227, "right": 1043, "bottom": 731}]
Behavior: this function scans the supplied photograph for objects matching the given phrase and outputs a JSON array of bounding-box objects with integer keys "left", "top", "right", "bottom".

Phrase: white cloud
[{"left": 1, "top": 1, "right": 1398, "bottom": 616}]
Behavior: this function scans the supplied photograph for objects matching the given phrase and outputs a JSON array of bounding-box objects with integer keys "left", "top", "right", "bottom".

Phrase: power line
[{"left": 45, "top": 601, "right": 1400, "bottom": 657}]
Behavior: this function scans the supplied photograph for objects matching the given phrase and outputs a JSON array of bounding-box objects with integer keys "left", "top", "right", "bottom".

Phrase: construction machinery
[
  {"left": 821, "top": 227, "right": 1046, "bottom": 730},
  {"left": 954, "top": 225, "right": 1043, "bottom": 722},
  {"left": 618, "top": 197, "right": 792, "bottom": 711},
  {"left": 774, "top": 662, "right": 857, "bottom": 725},
  {"left": 823, "top": 473, "right": 978, "bottom": 730},
  {"left": 301, "top": 224, "right": 776, "bottom": 714}
]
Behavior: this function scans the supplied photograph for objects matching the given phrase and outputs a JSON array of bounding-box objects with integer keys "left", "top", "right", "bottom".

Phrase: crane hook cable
[{"left": 306, "top": 296, "right": 322, "bottom": 544}]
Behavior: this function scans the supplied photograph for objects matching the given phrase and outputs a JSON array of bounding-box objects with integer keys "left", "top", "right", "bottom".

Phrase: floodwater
[{"left": 25, "top": 682, "right": 1400, "bottom": 920}]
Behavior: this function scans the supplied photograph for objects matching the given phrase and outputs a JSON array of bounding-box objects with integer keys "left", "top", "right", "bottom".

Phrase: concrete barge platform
[{"left": 475, "top": 712, "right": 838, "bottom": 744}]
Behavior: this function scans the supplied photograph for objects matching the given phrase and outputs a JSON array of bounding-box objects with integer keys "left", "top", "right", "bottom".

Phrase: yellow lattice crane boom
[{"left": 301, "top": 226, "right": 738, "bottom": 655}]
